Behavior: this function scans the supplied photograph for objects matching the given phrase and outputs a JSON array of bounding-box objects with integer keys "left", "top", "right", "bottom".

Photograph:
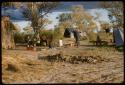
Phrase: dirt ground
[{"left": 2, "top": 41, "right": 124, "bottom": 84}]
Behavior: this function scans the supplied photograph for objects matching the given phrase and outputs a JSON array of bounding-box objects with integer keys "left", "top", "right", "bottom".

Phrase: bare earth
[{"left": 2, "top": 41, "right": 124, "bottom": 84}]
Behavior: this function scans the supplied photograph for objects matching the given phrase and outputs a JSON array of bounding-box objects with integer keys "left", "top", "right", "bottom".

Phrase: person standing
[
  {"left": 48, "top": 34, "right": 54, "bottom": 48},
  {"left": 73, "top": 29, "right": 80, "bottom": 47},
  {"left": 96, "top": 34, "right": 101, "bottom": 46},
  {"left": 27, "top": 35, "right": 30, "bottom": 50}
]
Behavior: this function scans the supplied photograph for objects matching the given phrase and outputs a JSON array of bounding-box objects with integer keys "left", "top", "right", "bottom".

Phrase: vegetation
[
  {"left": 100, "top": 1, "right": 124, "bottom": 28},
  {"left": 71, "top": 5, "right": 96, "bottom": 32},
  {"left": 55, "top": 5, "right": 97, "bottom": 40},
  {"left": 88, "top": 32, "right": 97, "bottom": 41},
  {"left": 14, "top": 32, "right": 29, "bottom": 44},
  {"left": 2, "top": 2, "right": 59, "bottom": 42},
  {"left": 2, "top": 2, "right": 124, "bottom": 84},
  {"left": 22, "top": 2, "right": 59, "bottom": 40},
  {"left": 2, "top": 16, "right": 18, "bottom": 49}
]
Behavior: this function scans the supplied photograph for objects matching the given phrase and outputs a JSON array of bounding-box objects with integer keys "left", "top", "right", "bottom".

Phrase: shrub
[
  {"left": 14, "top": 32, "right": 30, "bottom": 44},
  {"left": 88, "top": 32, "right": 97, "bottom": 41}
]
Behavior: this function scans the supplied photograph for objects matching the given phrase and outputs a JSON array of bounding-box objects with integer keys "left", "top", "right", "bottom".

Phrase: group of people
[
  {"left": 26, "top": 28, "right": 81, "bottom": 50},
  {"left": 27, "top": 34, "right": 54, "bottom": 49}
]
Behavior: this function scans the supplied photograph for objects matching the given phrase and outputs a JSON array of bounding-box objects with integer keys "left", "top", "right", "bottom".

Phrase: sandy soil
[{"left": 2, "top": 41, "right": 124, "bottom": 84}]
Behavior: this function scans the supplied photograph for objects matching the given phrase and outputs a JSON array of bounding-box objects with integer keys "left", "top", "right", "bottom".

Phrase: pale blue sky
[
  {"left": 2, "top": 2, "right": 111, "bottom": 32},
  {"left": 11, "top": 8, "right": 110, "bottom": 32}
]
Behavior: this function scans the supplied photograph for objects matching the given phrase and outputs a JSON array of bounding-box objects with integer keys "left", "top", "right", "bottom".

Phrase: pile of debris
[{"left": 38, "top": 52, "right": 106, "bottom": 64}]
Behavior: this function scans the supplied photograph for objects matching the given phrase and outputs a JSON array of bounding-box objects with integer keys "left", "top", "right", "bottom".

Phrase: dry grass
[
  {"left": 2, "top": 51, "right": 55, "bottom": 84},
  {"left": 2, "top": 44, "right": 124, "bottom": 84},
  {"left": 88, "top": 32, "right": 113, "bottom": 42}
]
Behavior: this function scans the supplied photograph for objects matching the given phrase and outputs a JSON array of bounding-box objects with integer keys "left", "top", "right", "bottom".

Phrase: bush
[
  {"left": 88, "top": 31, "right": 113, "bottom": 42},
  {"left": 14, "top": 32, "right": 30, "bottom": 44},
  {"left": 88, "top": 32, "right": 97, "bottom": 41},
  {"left": 14, "top": 29, "right": 63, "bottom": 46}
]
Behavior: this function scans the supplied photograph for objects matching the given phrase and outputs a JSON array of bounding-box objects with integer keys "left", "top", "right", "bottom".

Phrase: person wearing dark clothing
[
  {"left": 40, "top": 35, "right": 47, "bottom": 46},
  {"left": 27, "top": 35, "right": 34, "bottom": 50},
  {"left": 96, "top": 35, "right": 101, "bottom": 46},
  {"left": 73, "top": 29, "right": 80, "bottom": 47},
  {"left": 47, "top": 34, "right": 54, "bottom": 48}
]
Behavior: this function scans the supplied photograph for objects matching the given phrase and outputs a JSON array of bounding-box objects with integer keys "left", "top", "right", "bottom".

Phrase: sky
[
  {"left": 2, "top": 2, "right": 111, "bottom": 32},
  {"left": 11, "top": 8, "right": 110, "bottom": 32},
  {"left": 54, "top": 2, "right": 100, "bottom": 11}
]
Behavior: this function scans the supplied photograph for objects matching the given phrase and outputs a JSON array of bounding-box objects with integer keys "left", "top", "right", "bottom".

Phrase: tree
[
  {"left": 22, "top": 2, "right": 58, "bottom": 40},
  {"left": 100, "top": 1, "right": 124, "bottom": 28},
  {"left": 56, "top": 13, "right": 72, "bottom": 38},
  {"left": 58, "top": 13, "right": 72, "bottom": 29},
  {"left": 56, "top": 5, "right": 96, "bottom": 36},
  {"left": 58, "top": 13, "right": 71, "bottom": 22},
  {"left": 71, "top": 5, "right": 94, "bottom": 32},
  {"left": 100, "top": 22, "right": 110, "bottom": 30},
  {"left": 2, "top": 2, "right": 16, "bottom": 7},
  {"left": 2, "top": 2, "right": 23, "bottom": 9},
  {"left": 2, "top": 2, "right": 59, "bottom": 41}
]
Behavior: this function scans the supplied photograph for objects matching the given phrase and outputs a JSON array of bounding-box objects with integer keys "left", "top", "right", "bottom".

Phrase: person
[
  {"left": 27, "top": 36, "right": 30, "bottom": 50},
  {"left": 73, "top": 28, "right": 80, "bottom": 47},
  {"left": 96, "top": 34, "right": 101, "bottom": 46},
  {"left": 47, "top": 34, "right": 54, "bottom": 48},
  {"left": 41, "top": 35, "right": 47, "bottom": 47},
  {"left": 27, "top": 35, "right": 33, "bottom": 50}
]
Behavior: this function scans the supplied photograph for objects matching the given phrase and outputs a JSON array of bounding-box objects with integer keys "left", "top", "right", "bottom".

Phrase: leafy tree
[
  {"left": 22, "top": 2, "right": 59, "bottom": 40},
  {"left": 2, "top": 2, "right": 59, "bottom": 41},
  {"left": 71, "top": 5, "right": 95, "bottom": 32},
  {"left": 58, "top": 13, "right": 71, "bottom": 22},
  {"left": 2, "top": 2, "right": 16, "bottom": 7},
  {"left": 56, "top": 13, "right": 72, "bottom": 38},
  {"left": 100, "top": 1, "right": 124, "bottom": 28}
]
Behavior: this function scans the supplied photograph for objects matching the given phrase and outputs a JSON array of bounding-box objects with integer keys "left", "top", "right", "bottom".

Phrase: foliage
[
  {"left": 100, "top": 1, "right": 124, "bottom": 28},
  {"left": 53, "top": 27, "right": 64, "bottom": 39},
  {"left": 58, "top": 13, "right": 71, "bottom": 22},
  {"left": 57, "top": 5, "right": 96, "bottom": 39},
  {"left": 88, "top": 31, "right": 113, "bottom": 42},
  {"left": 88, "top": 32, "right": 97, "bottom": 41},
  {"left": 100, "top": 22, "right": 110, "bottom": 30},
  {"left": 22, "top": 2, "right": 58, "bottom": 34},
  {"left": 14, "top": 32, "right": 29, "bottom": 44},
  {"left": 2, "top": 2, "right": 59, "bottom": 42},
  {"left": 71, "top": 5, "right": 94, "bottom": 31},
  {"left": 2, "top": 2, "right": 21, "bottom": 8}
]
